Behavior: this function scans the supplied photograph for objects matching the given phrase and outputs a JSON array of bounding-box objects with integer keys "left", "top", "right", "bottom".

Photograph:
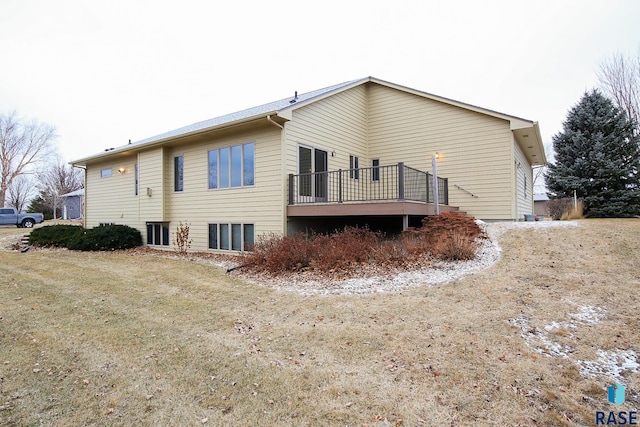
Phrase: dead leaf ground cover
[{"left": 1, "top": 219, "right": 639, "bottom": 426}]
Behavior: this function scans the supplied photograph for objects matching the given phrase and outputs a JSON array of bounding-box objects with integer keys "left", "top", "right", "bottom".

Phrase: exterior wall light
[
  {"left": 118, "top": 167, "right": 126, "bottom": 174},
  {"left": 432, "top": 152, "right": 440, "bottom": 215}
]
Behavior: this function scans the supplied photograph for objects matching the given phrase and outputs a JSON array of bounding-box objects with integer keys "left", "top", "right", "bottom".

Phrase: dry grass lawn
[{"left": 1, "top": 219, "right": 639, "bottom": 426}]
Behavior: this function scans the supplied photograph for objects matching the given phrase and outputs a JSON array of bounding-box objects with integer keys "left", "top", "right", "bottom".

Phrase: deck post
[
  {"left": 443, "top": 178, "right": 449, "bottom": 205},
  {"left": 432, "top": 155, "right": 439, "bottom": 215},
  {"left": 398, "top": 162, "right": 405, "bottom": 200},
  {"left": 338, "top": 169, "right": 343, "bottom": 203},
  {"left": 426, "top": 172, "right": 430, "bottom": 203},
  {"left": 288, "top": 174, "right": 294, "bottom": 205},
  {"left": 402, "top": 215, "right": 409, "bottom": 231}
]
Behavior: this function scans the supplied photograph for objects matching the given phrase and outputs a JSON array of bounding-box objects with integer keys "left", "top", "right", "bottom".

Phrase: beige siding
[
  {"left": 85, "top": 123, "right": 284, "bottom": 251},
  {"left": 164, "top": 124, "right": 284, "bottom": 251},
  {"left": 85, "top": 155, "right": 140, "bottom": 228},
  {"left": 139, "top": 148, "right": 165, "bottom": 222},
  {"left": 367, "top": 83, "right": 514, "bottom": 220},
  {"left": 514, "top": 140, "right": 534, "bottom": 219},
  {"left": 284, "top": 84, "right": 369, "bottom": 178},
  {"left": 84, "top": 79, "right": 534, "bottom": 245}
]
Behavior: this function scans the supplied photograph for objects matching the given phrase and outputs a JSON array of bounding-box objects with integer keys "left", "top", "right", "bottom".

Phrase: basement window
[
  {"left": 208, "top": 223, "right": 254, "bottom": 251},
  {"left": 146, "top": 222, "right": 170, "bottom": 246}
]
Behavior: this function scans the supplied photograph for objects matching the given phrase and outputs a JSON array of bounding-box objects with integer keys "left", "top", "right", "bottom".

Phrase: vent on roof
[{"left": 289, "top": 91, "right": 298, "bottom": 104}]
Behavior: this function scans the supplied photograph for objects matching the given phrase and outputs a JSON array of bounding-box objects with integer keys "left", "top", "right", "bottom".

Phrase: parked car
[{"left": 0, "top": 208, "right": 45, "bottom": 228}]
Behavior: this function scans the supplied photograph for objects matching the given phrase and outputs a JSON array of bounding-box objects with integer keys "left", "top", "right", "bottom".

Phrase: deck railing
[{"left": 288, "top": 162, "right": 448, "bottom": 206}]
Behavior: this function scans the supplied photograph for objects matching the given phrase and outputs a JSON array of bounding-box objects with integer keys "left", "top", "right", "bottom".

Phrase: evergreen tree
[
  {"left": 545, "top": 90, "right": 640, "bottom": 217},
  {"left": 26, "top": 194, "right": 54, "bottom": 220}
]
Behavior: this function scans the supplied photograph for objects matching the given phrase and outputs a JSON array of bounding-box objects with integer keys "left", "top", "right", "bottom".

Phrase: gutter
[
  {"left": 71, "top": 113, "right": 278, "bottom": 166},
  {"left": 267, "top": 115, "right": 284, "bottom": 129}
]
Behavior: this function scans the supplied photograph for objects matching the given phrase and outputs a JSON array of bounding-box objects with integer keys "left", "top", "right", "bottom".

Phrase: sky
[{"left": 1, "top": 0, "right": 639, "bottom": 167}]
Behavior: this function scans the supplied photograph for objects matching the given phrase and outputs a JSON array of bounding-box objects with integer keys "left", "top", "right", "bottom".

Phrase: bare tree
[
  {"left": 0, "top": 111, "right": 57, "bottom": 206},
  {"left": 597, "top": 51, "right": 640, "bottom": 128},
  {"left": 36, "top": 160, "right": 84, "bottom": 218},
  {"left": 7, "top": 175, "right": 35, "bottom": 212}
]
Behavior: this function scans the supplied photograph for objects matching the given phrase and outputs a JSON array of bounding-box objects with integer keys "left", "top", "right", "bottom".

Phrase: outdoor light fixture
[
  {"left": 118, "top": 167, "right": 125, "bottom": 174},
  {"left": 432, "top": 152, "right": 440, "bottom": 215}
]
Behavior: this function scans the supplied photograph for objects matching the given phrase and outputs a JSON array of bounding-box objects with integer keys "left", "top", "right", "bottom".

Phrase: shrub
[
  {"left": 29, "top": 225, "right": 84, "bottom": 247},
  {"left": 560, "top": 200, "right": 584, "bottom": 220},
  {"left": 432, "top": 232, "right": 476, "bottom": 261},
  {"left": 547, "top": 198, "right": 584, "bottom": 220},
  {"left": 67, "top": 224, "right": 142, "bottom": 251},
  {"left": 313, "top": 227, "right": 383, "bottom": 270},
  {"left": 173, "top": 221, "right": 192, "bottom": 254},
  {"left": 403, "top": 212, "right": 482, "bottom": 262},
  {"left": 420, "top": 212, "right": 481, "bottom": 239},
  {"left": 241, "top": 232, "right": 317, "bottom": 274},
  {"left": 242, "top": 216, "right": 481, "bottom": 276}
]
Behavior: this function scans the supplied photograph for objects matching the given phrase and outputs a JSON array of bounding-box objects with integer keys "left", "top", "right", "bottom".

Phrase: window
[
  {"left": 174, "top": 156, "right": 184, "bottom": 192},
  {"left": 231, "top": 145, "right": 242, "bottom": 187},
  {"left": 219, "top": 148, "right": 229, "bottom": 188},
  {"left": 243, "top": 224, "right": 255, "bottom": 250},
  {"left": 243, "top": 143, "right": 254, "bottom": 186},
  {"left": 146, "top": 223, "right": 170, "bottom": 246},
  {"left": 372, "top": 159, "right": 380, "bottom": 181},
  {"left": 208, "top": 223, "right": 255, "bottom": 251},
  {"left": 208, "top": 150, "right": 218, "bottom": 189},
  {"left": 101, "top": 168, "right": 112, "bottom": 178},
  {"left": 134, "top": 163, "right": 139, "bottom": 196},
  {"left": 349, "top": 155, "right": 359, "bottom": 179},
  {"left": 208, "top": 142, "right": 255, "bottom": 189},
  {"left": 220, "top": 224, "right": 230, "bottom": 250}
]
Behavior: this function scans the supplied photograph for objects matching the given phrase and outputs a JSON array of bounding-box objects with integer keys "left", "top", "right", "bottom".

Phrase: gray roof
[
  {"left": 60, "top": 188, "right": 85, "bottom": 198},
  {"left": 72, "top": 76, "right": 544, "bottom": 165},
  {"left": 132, "top": 79, "right": 362, "bottom": 147}
]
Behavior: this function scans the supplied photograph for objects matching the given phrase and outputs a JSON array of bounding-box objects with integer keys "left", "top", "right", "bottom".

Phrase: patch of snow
[
  {"left": 509, "top": 316, "right": 574, "bottom": 358},
  {"left": 578, "top": 350, "right": 640, "bottom": 380},
  {"left": 569, "top": 305, "right": 607, "bottom": 324},
  {"left": 510, "top": 304, "right": 639, "bottom": 381}
]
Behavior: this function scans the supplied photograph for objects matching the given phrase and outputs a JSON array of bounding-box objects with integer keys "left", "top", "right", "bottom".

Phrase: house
[
  {"left": 534, "top": 193, "right": 550, "bottom": 216},
  {"left": 71, "top": 77, "right": 546, "bottom": 252},
  {"left": 59, "top": 188, "right": 84, "bottom": 220}
]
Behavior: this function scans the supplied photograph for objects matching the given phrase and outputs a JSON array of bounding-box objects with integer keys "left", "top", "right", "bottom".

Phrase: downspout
[
  {"left": 267, "top": 114, "right": 284, "bottom": 130},
  {"left": 71, "top": 164, "right": 87, "bottom": 225},
  {"left": 266, "top": 114, "right": 288, "bottom": 236}
]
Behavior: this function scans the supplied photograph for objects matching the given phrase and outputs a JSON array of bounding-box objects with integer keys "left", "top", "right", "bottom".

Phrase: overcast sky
[{"left": 1, "top": 0, "right": 639, "bottom": 164}]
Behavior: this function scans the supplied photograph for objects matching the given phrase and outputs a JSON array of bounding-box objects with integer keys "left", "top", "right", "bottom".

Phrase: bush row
[
  {"left": 29, "top": 224, "right": 142, "bottom": 251},
  {"left": 241, "top": 213, "right": 482, "bottom": 275}
]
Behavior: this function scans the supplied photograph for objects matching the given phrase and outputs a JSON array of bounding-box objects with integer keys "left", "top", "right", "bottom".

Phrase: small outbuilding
[{"left": 60, "top": 189, "right": 84, "bottom": 220}]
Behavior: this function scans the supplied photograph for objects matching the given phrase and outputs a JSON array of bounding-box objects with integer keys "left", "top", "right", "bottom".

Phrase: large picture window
[
  {"left": 208, "top": 223, "right": 254, "bottom": 251},
  {"left": 208, "top": 142, "right": 255, "bottom": 189}
]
